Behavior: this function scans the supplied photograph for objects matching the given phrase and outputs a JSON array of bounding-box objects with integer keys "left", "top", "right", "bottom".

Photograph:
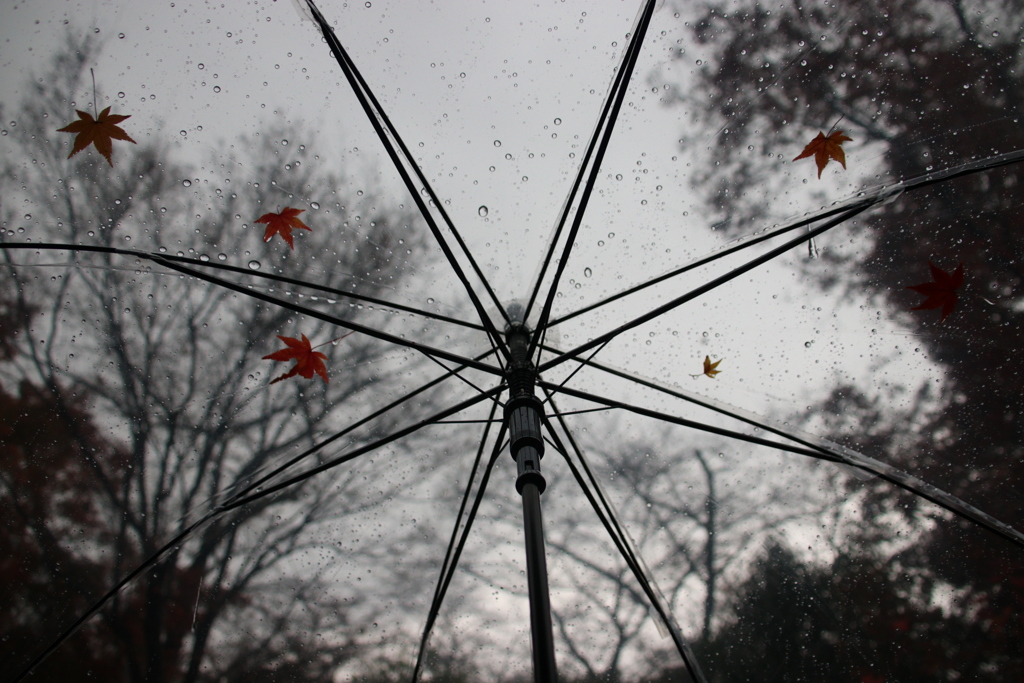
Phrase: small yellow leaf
[{"left": 702, "top": 355, "right": 723, "bottom": 378}]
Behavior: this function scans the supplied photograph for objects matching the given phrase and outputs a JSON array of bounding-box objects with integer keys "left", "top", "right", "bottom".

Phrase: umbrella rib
[
  {"left": 538, "top": 380, "right": 835, "bottom": 461},
  {"left": 526, "top": 0, "right": 659, "bottom": 355},
  {"left": 0, "top": 242, "right": 488, "bottom": 333},
  {"left": 540, "top": 400, "right": 710, "bottom": 683},
  {"left": 220, "top": 386, "right": 504, "bottom": 512},
  {"left": 420, "top": 352, "right": 503, "bottom": 406},
  {"left": 547, "top": 406, "right": 615, "bottom": 419},
  {"left": 543, "top": 377, "right": 1024, "bottom": 549},
  {"left": 146, "top": 254, "right": 503, "bottom": 376},
  {"left": 543, "top": 147, "right": 1024, "bottom": 331},
  {"left": 538, "top": 202, "right": 874, "bottom": 373},
  {"left": 425, "top": 400, "right": 499, "bottom": 610},
  {"left": 540, "top": 339, "right": 611, "bottom": 406},
  {"left": 303, "top": 0, "right": 511, "bottom": 357},
  {"left": 412, "top": 407, "right": 507, "bottom": 683},
  {"left": 521, "top": 0, "right": 655, "bottom": 326},
  {"left": 544, "top": 199, "right": 875, "bottom": 330},
  {"left": 10, "top": 384, "right": 501, "bottom": 683},
  {"left": 223, "top": 348, "right": 501, "bottom": 506}
]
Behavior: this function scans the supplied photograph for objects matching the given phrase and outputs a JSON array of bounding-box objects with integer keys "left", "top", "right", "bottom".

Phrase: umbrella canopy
[{"left": 2, "top": 0, "right": 1022, "bottom": 681}]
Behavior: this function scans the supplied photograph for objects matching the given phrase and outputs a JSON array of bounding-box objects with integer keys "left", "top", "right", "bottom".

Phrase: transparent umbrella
[{"left": 2, "top": 0, "right": 1022, "bottom": 681}]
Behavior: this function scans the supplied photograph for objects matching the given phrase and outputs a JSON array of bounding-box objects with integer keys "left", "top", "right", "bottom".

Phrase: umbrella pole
[
  {"left": 505, "top": 318, "right": 558, "bottom": 682},
  {"left": 520, "top": 477, "right": 557, "bottom": 682}
]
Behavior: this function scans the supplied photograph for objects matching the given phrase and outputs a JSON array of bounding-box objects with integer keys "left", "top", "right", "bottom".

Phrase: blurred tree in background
[{"left": 651, "top": 0, "right": 1024, "bottom": 679}]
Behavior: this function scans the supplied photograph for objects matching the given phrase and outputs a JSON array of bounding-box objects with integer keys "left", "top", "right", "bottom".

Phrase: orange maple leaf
[
  {"left": 263, "top": 334, "right": 328, "bottom": 384},
  {"left": 57, "top": 106, "right": 137, "bottom": 166},
  {"left": 255, "top": 207, "right": 311, "bottom": 249},
  {"left": 702, "top": 355, "right": 723, "bottom": 378},
  {"left": 906, "top": 260, "right": 964, "bottom": 322},
  {"left": 793, "top": 129, "right": 852, "bottom": 178}
]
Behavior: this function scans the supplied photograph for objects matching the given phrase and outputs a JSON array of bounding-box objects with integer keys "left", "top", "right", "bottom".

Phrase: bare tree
[{"left": 0, "top": 35, "right": 451, "bottom": 683}]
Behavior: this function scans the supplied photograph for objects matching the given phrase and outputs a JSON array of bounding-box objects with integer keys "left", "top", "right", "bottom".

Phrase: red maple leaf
[
  {"left": 57, "top": 106, "right": 137, "bottom": 166},
  {"left": 263, "top": 334, "right": 328, "bottom": 384},
  {"left": 255, "top": 207, "right": 311, "bottom": 249},
  {"left": 906, "top": 260, "right": 964, "bottom": 322},
  {"left": 793, "top": 129, "right": 853, "bottom": 178}
]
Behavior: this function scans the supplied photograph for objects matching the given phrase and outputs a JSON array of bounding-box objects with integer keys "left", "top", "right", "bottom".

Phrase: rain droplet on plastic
[{"left": 478, "top": 206, "right": 488, "bottom": 217}]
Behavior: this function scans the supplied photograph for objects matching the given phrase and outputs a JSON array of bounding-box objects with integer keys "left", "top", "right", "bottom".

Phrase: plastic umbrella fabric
[{"left": 2, "top": 0, "right": 1023, "bottom": 681}]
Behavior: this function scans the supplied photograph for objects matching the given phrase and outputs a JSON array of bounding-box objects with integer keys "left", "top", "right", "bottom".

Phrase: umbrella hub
[{"left": 504, "top": 322, "right": 545, "bottom": 494}]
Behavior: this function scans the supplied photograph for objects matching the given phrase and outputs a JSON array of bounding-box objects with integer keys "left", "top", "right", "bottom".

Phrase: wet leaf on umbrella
[
  {"left": 906, "top": 260, "right": 964, "bottom": 322},
  {"left": 793, "top": 130, "right": 852, "bottom": 178},
  {"left": 255, "top": 207, "right": 311, "bottom": 249},
  {"left": 263, "top": 334, "right": 329, "bottom": 384},
  {"left": 57, "top": 107, "right": 137, "bottom": 166},
  {"left": 703, "top": 355, "right": 723, "bottom": 378}
]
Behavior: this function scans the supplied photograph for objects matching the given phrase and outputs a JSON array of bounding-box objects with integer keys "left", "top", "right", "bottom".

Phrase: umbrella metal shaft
[{"left": 521, "top": 480, "right": 557, "bottom": 683}]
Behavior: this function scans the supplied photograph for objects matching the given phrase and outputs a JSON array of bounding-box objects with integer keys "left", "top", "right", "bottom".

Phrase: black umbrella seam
[
  {"left": 541, "top": 400, "right": 710, "bottom": 683},
  {"left": 520, "top": 0, "right": 656, "bottom": 330},
  {"left": 412, "top": 425, "right": 510, "bottom": 683},
  {"left": 539, "top": 202, "right": 874, "bottom": 374},
  {"left": 527, "top": 0, "right": 659, "bottom": 360},
  {"left": 10, "top": 383, "right": 503, "bottom": 683},
  {"left": 303, "top": 0, "right": 512, "bottom": 358},
  {"left": 544, "top": 148, "right": 1024, "bottom": 330}
]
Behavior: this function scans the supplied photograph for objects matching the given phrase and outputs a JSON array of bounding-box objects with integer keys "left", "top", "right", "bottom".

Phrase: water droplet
[
  {"left": 199, "top": 254, "right": 210, "bottom": 262},
  {"left": 180, "top": 130, "right": 187, "bottom": 137},
  {"left": 478, "top": 205, "right": 488, "bottom": 217},
  {"left": 198, "top": 63, "right": 205, "bottom": 70},
  {"left": 281, "top": 139, "right": 289, "bottom": 146},
  {"left": 521, "top": 176, "right": 528, "bottom": 182},
  {"left": 364, "top": 1, "right": 371, "bottom": 6},
  {"left": 310, "top": 201, "right": 320, "bottom": 210},
  {"left": 493, "top": 140, "right": 501, "bottom": 147},
  {"left": 213, "top": 86, "right": 221, "bottom": 93},
  {"left": 427, "top": 298, "right": 435, "bottom": 304},
  {"left": 505, "top": 153, "right": 512, "bottom": 160},
  {"left": 248, "top": 260, "right": 262, "bottom": 270},
  {"left": 217, "top": 253, "right": 227, "bottom": 261},
  {"left": 118, "top": 33, "right": 125, "bottom": 39},
  {"left": 554, "top": 118, "right": 562, "bottom": 125},
  {"left": 118, "top": 91, "right": 125, "bottom": 98},
  {"left": 583, "top": 267, "right": 592, "bottom": 278},
  {"left": 488, "top": 166, "right": 495, "bottom": 172},
  {"left": 23, "top": 214, "right": 31, "bottom": 220},
  {"left": 804, "top": 341, "right": 813, "bottom": 348},
  {"left": 182, "top": 179, "right": 191, "bottom": 186}
]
